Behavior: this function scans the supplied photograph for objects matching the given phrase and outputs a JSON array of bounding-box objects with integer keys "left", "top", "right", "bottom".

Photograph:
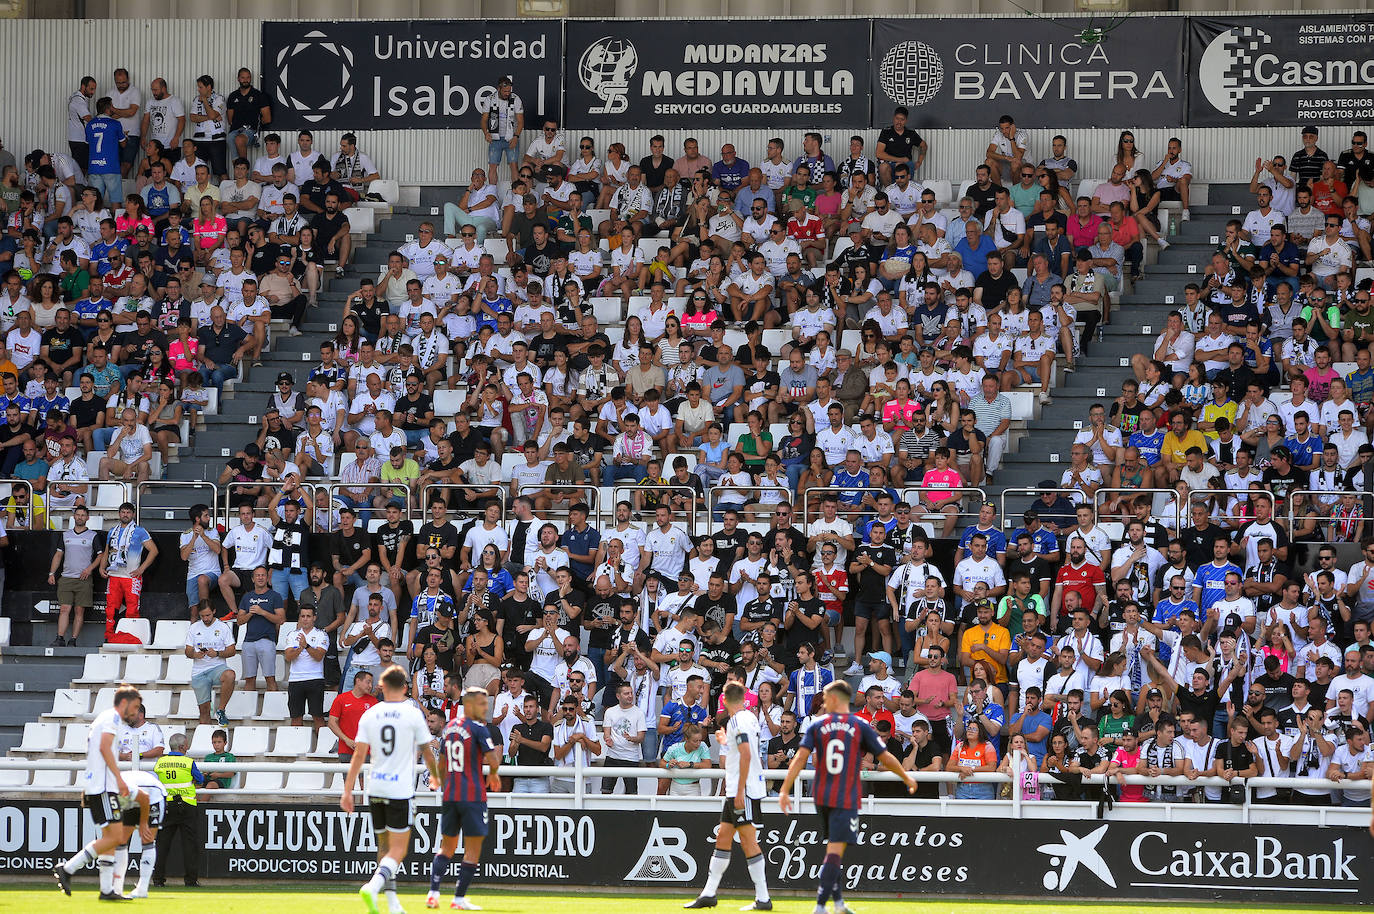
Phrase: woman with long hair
[
  {"left": 948, "top": 720, "right": 998, "bottom": 799},
  {"left": 463, "top": 609, "right": 504, "bottom": 695},
  {"left": 145, "top": 378, "right": 182, "bottom": 468},
  {"left": 413, "top": 644, "right": 446, "bottom": 712},
  {"left": 597, "top": 142, "right": 630, "bottom": 209},
  {"left": 1115, "top": 130, "right": 1143, "bottom": 173},
  {"left": 333, "top": 313, "right": 363, "bottom": 366},
  {"left": 1129, "top": 169, "right": 1167, "bottom": 250},
  {"left": 291, "top": 224, "right": 324, "bottom": 305}
]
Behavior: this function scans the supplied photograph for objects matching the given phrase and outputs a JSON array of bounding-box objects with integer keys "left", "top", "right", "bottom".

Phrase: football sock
[
  {"left": 97, "top": 854, "right": 115, "bottom": 894},
  {"left": 746, "top": 852, "right": 769, "bottom": 902},
  {"left": 366, "top": 856, "right": 398, "bottom": 894},
  {"left": 430, "top": 853, "right": 451, "bottom": 893},
  {"left": 135, "top": 848, "right": 156, "bottom": 894},
  {"left": 113, "top": 847, "right": 128, "bottom": 894},
  {"left": 62, "top": 843, "right": 96, "bottom": 875},
  {"left": 455, "top": 861, "right": 478, "bottom": 898},
  {"left": 817, "top": 854, "right": 842, "bottom": 906},
  {"left": 830, "top": 855, "right": 845, "bottom": 903},
  {"left": 702, "top": 848, "right": 731, "bottom": 896}
]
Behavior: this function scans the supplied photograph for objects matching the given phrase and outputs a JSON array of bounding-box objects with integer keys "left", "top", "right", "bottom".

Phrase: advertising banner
[
  {"left": 259, "top": 20, "right": 562, "bottom": 129},
  {"left": 563, "top": 21, "right": 871, "bottom": 128},
  {"left": 2, "top": 800, "right": 1371, "bottom": 902},
  {"left": 870, "top": 18, "right": 1187, "bottom": 129},
  {"left": 1189, "top": 15, "right": 1374, "bottom": 126}
]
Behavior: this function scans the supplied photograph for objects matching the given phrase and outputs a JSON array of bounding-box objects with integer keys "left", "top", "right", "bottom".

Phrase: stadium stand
[{"left": 0, "top": 58, "right": 1371, "bottom": 820}]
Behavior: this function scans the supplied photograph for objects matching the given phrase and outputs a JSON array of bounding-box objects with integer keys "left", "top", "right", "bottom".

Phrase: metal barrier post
[
  {"left": 508, "top": 481, "right": 603, "bottom": 527},
  {"left": 220, "top": 479, "right": 318, "bottom": 531},
  {"left": 323, "top": 482, "right": 411, "bottom": 534},
  {"left": 419, "top": 483, "right": 507, "bottom": 527},
  {"left": 1094, "top": 487, "right": 1185, "bottom": 531},
  {"left": 0, "top": 479, "right": 37, "bottom": 530},
  {"left": 44, "top": 480, "right": 131, "bottom": 529}
]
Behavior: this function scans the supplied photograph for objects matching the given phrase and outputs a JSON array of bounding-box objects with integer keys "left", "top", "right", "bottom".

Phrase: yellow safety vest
[{"left": 153, "top": 753, "right": 197, "bottom": 805}]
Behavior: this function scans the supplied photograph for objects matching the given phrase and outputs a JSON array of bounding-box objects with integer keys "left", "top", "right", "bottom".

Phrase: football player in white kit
[
  {"left": 54, "top": 684, "right": 142, "bottom": 900},
  {"left": 685, "top": 682, "right": 772, "bottom": 912},
  {"left": 111, "top": 767, "right": 166, "bottom": 898},
  {"left": 342, "top": 665, "right": 441, "bottom": 914}
]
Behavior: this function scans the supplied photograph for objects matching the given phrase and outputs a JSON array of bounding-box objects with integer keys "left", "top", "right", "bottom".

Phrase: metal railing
[
  {"left": 513, "top": 481, "right": 603, "bottom": 524},
  {"left": 219, "top": 478, "right": 319, "bottom": 531},
  {"left": 1287, "top": 488, "right": 1367, "bottom": 543},
  {"left": 0, "top": 478, "right": 36, "bottom": 530},
  {"left": 1094, "top": 486, "right": 1185, "bottom": 531},
  {"left": 705, "top": 481, "right": 788, "bottom": 526},
  {"left": 134, "top": 480, "right": 219, "bottom": 529},
  {"left": 1, "top": 756, "right": 1368, "bottom": 822},
  {"left": 419, "top": 482, "right": 507, "bottom": 522},
  {"left": 803, "top": 485, "right": 987, "bottom": 534}
]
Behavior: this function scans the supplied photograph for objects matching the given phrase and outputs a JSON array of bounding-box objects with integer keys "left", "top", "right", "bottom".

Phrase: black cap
[
  {"left": 1023, "top": 508, "right": 1039, "bottom": 521},
  {"left": 276, "top": 372, "right": 294, "bottom": 385},
  {"left": 243, "top": 443, "right": 261, "bottom": 457}
]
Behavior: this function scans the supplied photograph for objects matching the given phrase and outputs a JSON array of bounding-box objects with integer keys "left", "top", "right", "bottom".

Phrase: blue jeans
[
  {"left": 93, "top": 426, "right": 117, "bottom": 452},
  {"left": 271, "top": 568, "right": 308, "bottom": 603},
  {"left": 336, "top": 494, "right": 371, "bottom": 527},
  {"left": 512, "top": 777, "right": 549, "bottom": 793},
  {"left": 185, "top": 571, "right": 220, "bottom": 609},
  {"left": 87, "top": 172, "right": 122, "bottom": 209},
  {"left": 955, "top": 781, "right": 996, "bottom": 800},
  {"left": 588, "top": 647, "right": 607, "bottom": 687},
  {"left": 605, "top": 462, "right": 646, "bottom": 487},
  {"left": 487, "top": 138, "right": 517, "bottom": 166},
  {"left": 785, "top": 462, "right": 806, "bottom": 490},
  {"left": 206, "top": 361, "right": 238, "bottom": 391},
  {"left": 118, "top": 363, "right": 142, "bottom": 381},
  {"left": 403, "top": 428, "right": 427, "bottom": 448}
]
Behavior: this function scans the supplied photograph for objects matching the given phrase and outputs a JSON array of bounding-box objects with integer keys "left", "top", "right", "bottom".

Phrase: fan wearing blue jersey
[
  {"left": 779, "top": 680, "right": 915, "bottom": 914},
  {"left": 684, "top": 682, "right": 772, "bottom": 912},
  {"left": 428, "top": 687, "right": 502, "bottom": 912},
  {"left": 341, "top": 665, "right": 441, "bottom": 914}
]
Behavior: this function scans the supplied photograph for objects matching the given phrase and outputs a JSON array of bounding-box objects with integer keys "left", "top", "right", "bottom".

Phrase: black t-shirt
[
  {"left": 120, "top": 328, "right": 168, "bottom": 366},
  {"left": 738, "top": 597, "right": 779, "bottom": 643},
  {"left": 543, "top": 589, "right": 586, "bottom": 638},
  {"left": 68, "top": 393, "right": 103, "bottom": 430},
  {"left": 41, "top": 326, "right": 85, "bottom": 365},
  {"left": 711, "top": 528, "right": 749, "bottom": 574},
  {"left": 694, "top": 593, "right": 737, "bottom": 634},
  {"left": 768, "top": 732, "right": 803, "bottom": 771},
  {"left": 224, "top": 457, "right": 266, "bottom": 507},
  {"left": 567, "top": 431, "right": 608, "bottom": 469},
  {"left": 968, "top": 182, "right": 1004, "bottom": 218},
  {"left": 445, "top": 427, "right": 486, "bottom": 464},
  {"left": 530, "top": 332, "right": 569, "bottom": 368},
  {"left": 876, "top": 126, "right": 922, "bottom": 161},
  {"left": 395, "top": 392, "right": 434, "bottom": 430},
  {"left": 699, "top": 634, "right": 742, "bottom": 692},
  {"left": 784, "top": 595, "right": 825, "bottom": 659},
  {"left": 852, "top": 544, "right": 897, "bottom": 602},
  {"left": 311, "top": 212, "right": 349, "bottom": 244},
  {"left": 1009, "top": 556, "right": 1054, "bottom": 599},
  {"left": 1216, "top": 739, "right": 1255, "bottom": 774},
  {"left": 585, "top": 596, "right": 618, "bottom": 650},
  {"left": 373, "top": 519, "right": 413, "bottom": 567},
  {"left": 907, "top": 741, "right": 941, "bottom": 799},
  {"left": 414, "top": 621, "right": 458, "bottom": 671},
  {"left": 1254, "top": 672, "right": 1296, "bottom": 710},
  {"left": 500, "top": 595, "right": 540, "bottom": 664},
  {"left": 226, "top": 86, "right": 271, "bottom": 130},
  {"left": 416, "top": 521, "right": 460, "bottom": 563},
  {"left": 1073, "top": 745, "right": 1112, "bottom": 798},
  {"left": 333, "top": 528, "right": 371, "bottom": 574},
  {"left": 763, "top": 526, "right": 808, "bottom": 563},
  {"left": 351, "top": 298, "right": 389, "bottom": 339},
  {"left": 249, "top": 243, "right": 278, "bottom": 277},
  {"left": 521, "top": 240, "right": 565, "bottom": 278},
  {"left": 638, "top": 155, "right": 670, "bottom": 190},
  {"left": 974, "top": 270, "right": 1015, "bottom": 310},
  {"left": 1174, "top": 684, "right": 1223, "bottom": 724},
  {"left": 1182, "top": 524, "right": 1231, "bottom": 570},
  {"left": 513, "top": 720, "right": 553, "bottom": 766},
  {"left": 1261, "top": 466, "right": 1301, "bottom": 503},
  {"left": 569, "top": 333, "right": 612, "bottom": 372},
  {"left": 945, "top": 426, "right": 987, "bottom": 462}
]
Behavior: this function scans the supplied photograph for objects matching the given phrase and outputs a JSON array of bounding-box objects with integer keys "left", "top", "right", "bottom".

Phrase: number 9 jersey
[{"left": 356, "top": 701, "right": 433, "bottom": 801}]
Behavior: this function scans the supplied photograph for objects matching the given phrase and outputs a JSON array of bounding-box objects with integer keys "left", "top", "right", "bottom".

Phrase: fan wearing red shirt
[
  {"left": 1050, "top": 539, "right": 1106, "bottom": 628},
  {"left": 788, "top": 205, "right": 827, "bottom": 267},
  {"left": 855, "top": 684, "right": 896, "bottom": 731},
  {"left": 328, "top": 669, "right": 379, "bottom": 761}
]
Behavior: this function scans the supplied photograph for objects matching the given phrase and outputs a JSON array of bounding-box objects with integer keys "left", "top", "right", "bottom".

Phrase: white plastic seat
[
  {"left": 592, "top": 298, "right": 623, "bottom": 324},
  {"left": 259, "top": 691, "right": 290, "bottom": 721},
  {"left": 32, "top": 769, "right": 73, "bottom": 787},
  {"left": 112, "top": 618, "right": 151, "bottom": 647},
  {"left": 171, "top": 689, "right": 204, "bottom": 720},
  {"left": 275, "top": 622, "right": 300, "bottom": 651},
  {"left": 152, "top": 620, "right": 191, "bottom": 651},
  {"left": 285, "top": 771, "right": 325, "bottom": 792},
  {"left": 224, "top": 691, "right": 258, "bottom": 719},
  {"left": 1078, "top": 179, "right": 1102, "bottom": 204},
  {"left": 367, "top": 179, "right": 399, "bottom": 204},
  {"left": 18, "top": 721, "right": 61, "bottom": 752},
  {"left": 241, "top": 771, "right": 283, "bottom": 790},
  {"left": 230, "top": 726, "right": 270, "bottom": 757},
  {"left": 121, "top": 654, "right": 163, "bottom": 683},
  {"left": 0, "top": 769, "right": 29, "bottom": 787},
  {"left": 267, "top": 725, "right": 314, "bottom": 757},
  {"left": 432, "top": 389, "right": 465, "bottom": 418},
  {"left": 75, "top": 653, "right": 121, "bottom": 684},
  {"left": 189, "top": 724, "right": 217, "bottom": 756},
  {"left": 45, "top": 689, "right": 90, "bottom": 719},
  {"left": 163, "top": 655, "right": 193, "bottom": 685},
  {"left": 88, "top": 687, "right": 116, "bottom": 715},
  {"left": 140, "top": 690, "right": 172, "bottom": 719},
  {"left": 311, "top": 729, "right": 340, "bottom": 758},
  {"left": 58, "top": 723, "right": 91, "bottom": 754}
]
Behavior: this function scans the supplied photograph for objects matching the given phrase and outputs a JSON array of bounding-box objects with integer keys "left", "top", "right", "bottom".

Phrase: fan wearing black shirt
[
  {"left": 710, "top": 514, "right": 749, "bottom": 575},
  {"left": 875, "top": 110, "right": 926, "bottom": 185},
  {"left": 1069, "top": 724, "right": 1112, "bottom": 800},
  {"left": 330, "top": 507, "right": 373, "bottom": 592},
  {"left": 372, "top": 504, "right": 413, "bottom": 586},
  {"left": 966, "top": 165, "right": 1004, "bottom": 219},
  {"left": 1213, "top": 717, "right": 1259, "bottom": 801},
  {"left": 903, "top": 720, "right": 944, "bottom": 799},
  {"left": 413, "top": 500, "right": 460, "bottom": 570},
  {"left": 394, "top": 383, "right": 435, "bottom": 438},
  {"left": 767, "top": 711, "right": 804, "bottom": 772},
  {"left": 529, "top": 318, "right": 571, "bottom": 369},
  {"left": 694, "top": 574, "right": 737, "bottom": 635},
  {"left": 973, "top": 254, "right": 1016, "bottom": 310},
  {"left": 1008, "top": 536, "right": 1054, "bottom": 602},
  {"left": 499, "top": 583, "right": 542, "bottom": 671}
]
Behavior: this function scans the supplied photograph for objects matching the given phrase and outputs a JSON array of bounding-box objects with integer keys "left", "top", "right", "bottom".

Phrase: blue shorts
[
  {"left": 1023, "top": 366, "right": 1042, "bottom": 382},
  {"left": 191, "top": 663, "right": 229, "bottom": 705},
  {"left": 487, "top": 139, "right": 517, "bottom": 166},
  {"left": 227, "top": 126, "right": 258, "bottom": 149},
  {"left": 185, "top": 570, "right": 220, "bottom": 608},
  {"left": 439, "top": 800, "right": 489, "bottom": 838},
  {"left": 817, "top": 805, "right": 860, "bottom": 844}
]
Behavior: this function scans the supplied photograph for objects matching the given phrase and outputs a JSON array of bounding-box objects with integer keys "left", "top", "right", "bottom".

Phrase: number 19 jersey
[
  {"left": 800, "top": 712, "right": 886, "bottom": 811},
  {"left": 356, "top": 700, "right": 431, "bottom": 801},
  {"left": 441, "top": 717, "right": 497, "bottom": 803}
]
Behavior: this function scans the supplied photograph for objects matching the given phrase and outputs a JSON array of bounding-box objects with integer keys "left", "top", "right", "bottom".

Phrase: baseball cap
[
  {"left": 276, "top": 372, "right": 294, "bottom": 385},
  {"left": 867, "top": 651, "right": 893, "bottom": 668},
  {"left": 1146, "top": 688, "right": 1163, "bottom": 700}
]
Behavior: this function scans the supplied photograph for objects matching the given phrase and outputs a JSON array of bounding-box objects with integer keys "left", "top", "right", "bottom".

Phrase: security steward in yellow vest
[{"left": 152, "top": 733, "right": 206, "bottom": 887}]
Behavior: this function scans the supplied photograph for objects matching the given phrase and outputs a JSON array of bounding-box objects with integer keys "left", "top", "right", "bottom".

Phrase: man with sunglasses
[{"left": 443, "top": 168, "right": 499, "bottom": 243}]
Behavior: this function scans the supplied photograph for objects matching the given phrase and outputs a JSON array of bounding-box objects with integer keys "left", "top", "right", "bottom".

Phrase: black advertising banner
[
  {"left": 564, "top": 21, "right": 871, "bottom": 128},
  {"left": 870, "top": 18, "right": 1187, "bottom": 129},
  {"left": 2, "top": 800, "right": 1372, "bottom": 902},
  {"left": 259, "top": 20, "right": 562, "bottom": 129},
  {"left": 1189, "top": 15, "right": 1374, "bottom": 126}
]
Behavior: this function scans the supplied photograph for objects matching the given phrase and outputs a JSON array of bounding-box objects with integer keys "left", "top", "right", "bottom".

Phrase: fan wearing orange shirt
[
  {"left": 957, "top": 600, "right": 1012, "bottom": 686},
  {"left": 1159, "top": 411, "right": 1207, "bottom": 484}
]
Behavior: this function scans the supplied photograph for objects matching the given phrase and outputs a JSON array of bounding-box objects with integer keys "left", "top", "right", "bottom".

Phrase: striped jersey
[
  {"left": 441, "top": 716, "right": 496, "bottom": 803},
  {"left": 800, "top": 712, "right": 886, "bottom": 810}
]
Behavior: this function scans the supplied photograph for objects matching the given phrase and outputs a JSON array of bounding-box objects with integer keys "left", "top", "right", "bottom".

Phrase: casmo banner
[
  {"left": 260, "top": 20, "right": 562, "bottom": 129},
  {"left": 563, "top": 21, "right": 871, "bottom": 128},
  {"left": 1189, "top": 15, "right": 1374, "bottom": 126},
  {"left": 1, "top": 800, "right": 1371, "bottom": 902},
  {"left": 869, "top": 18, "right": 1187, "bottom": 129}
]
